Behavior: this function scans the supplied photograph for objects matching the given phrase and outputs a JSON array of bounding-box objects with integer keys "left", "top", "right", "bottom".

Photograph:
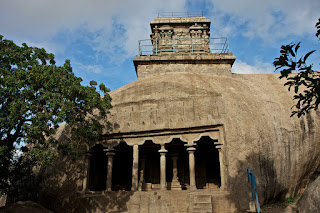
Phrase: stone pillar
[
  {"left": 131, "top": 144, "right": 139, "bottom": 191},
  {"left": 82, "top": 152, "right": 92, "bottom": 192},
  {"left": 217, "top": 148, "right": 225, "bottom": 189},
  {"left": 187, "top": 146, "right": 197, "bottom": 190},
  {"left": 139, "top": 157, "right": 146, "bottom": 191},
  {"left": 159, "top": 145, "right": 168, "bottom": 190},
  {"left": 171, "top": 154, "right": 182, "bottom": 190},
  {"left": 105, "top": 148, "right": 115, "bottom": 191}
]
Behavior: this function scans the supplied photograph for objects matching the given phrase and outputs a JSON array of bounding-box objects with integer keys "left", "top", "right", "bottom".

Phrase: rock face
[
  {"left": 43, "top": 72, "right": 320, "bottom": 213},
  {"left": 297, "top": 176, "right": 320, "bottom": 213},
  {"left": 0, "top": 195, "right": 6, "bottom": 208},
  {"left": 0, "top": 201, "right": 52, "bottom": 213},
  {"left": 105, "top": 72, "right": 320, "bottom": 208}
]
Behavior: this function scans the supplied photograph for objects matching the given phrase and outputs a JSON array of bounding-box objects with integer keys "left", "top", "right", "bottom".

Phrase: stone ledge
[
  {"left": 133, "top": 53, "right": 235, "bottom": 63},
  {"left": 133, "top": 53, "right": 236, "bottom": 73}
]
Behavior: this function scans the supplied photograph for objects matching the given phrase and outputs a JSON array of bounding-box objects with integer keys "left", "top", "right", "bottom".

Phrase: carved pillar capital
[
  {"left": 158, "top": 145, "right": 168, "bottom": 155},
  {"left": 185, "top": 144, "right": 197, "bottom": 152},
  {"left": 186, "top": 147, "right": 196, "bottom": 153}
]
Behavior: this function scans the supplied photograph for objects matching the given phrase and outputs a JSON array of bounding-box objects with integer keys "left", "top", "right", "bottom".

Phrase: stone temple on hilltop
[{"left": 45, "top": 13, "right": 320, "bottom": 213}]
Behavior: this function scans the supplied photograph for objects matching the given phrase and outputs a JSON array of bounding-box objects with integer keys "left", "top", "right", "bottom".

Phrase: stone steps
[{"left": 189, "top": 194, "right": 213, "bottom": 213}]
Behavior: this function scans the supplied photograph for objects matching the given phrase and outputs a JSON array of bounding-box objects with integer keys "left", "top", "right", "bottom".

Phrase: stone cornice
[
  {"left": 133, "top": 53, "right": 236, "bottom": 74},
  {"left": 100, "top": 124, "right": 225, "bottom": 147}
]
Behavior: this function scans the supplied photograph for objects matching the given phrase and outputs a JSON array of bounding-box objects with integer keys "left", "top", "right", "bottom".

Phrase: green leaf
[
  {"left": 303, "top": 50, "right": 316, "bottom": 62},
  {"left": 288, "top": 45, "right": 295, "bottom": 57},
  {"left": 316, "top": 18, "right": 320, "bottom": 38},
  {"left": 273, "top": 17, "right": 320, "bottom": 118},
  {"left": 90, "top": 80, "right": 97, "bottom": 86},
  {"left": 294, "top": 42, "right": 301, "bottom": 54}
]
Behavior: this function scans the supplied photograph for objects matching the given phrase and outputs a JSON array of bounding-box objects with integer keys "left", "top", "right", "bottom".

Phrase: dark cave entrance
[
  {"left": 112, "top": 142, "right": 133, "bottom": 191},
  {"left": 88, "top": 144, "right": 107, "bottom": 191},
  {"left": 195, "top": 136, "right": 221, "bottom": 189}
]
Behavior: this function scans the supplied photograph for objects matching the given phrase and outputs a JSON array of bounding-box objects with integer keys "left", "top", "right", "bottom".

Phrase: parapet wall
[{"left": 133, "top": 53, "right": 235, "bottom": 79}]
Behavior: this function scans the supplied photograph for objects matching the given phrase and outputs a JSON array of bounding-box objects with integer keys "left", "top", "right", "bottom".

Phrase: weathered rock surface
[
  {"left": 297, "top": 176, "right": 320, "bottom": 213},
  {"left": 44, "top": 72, "right": 320, "bottom": 212},
  {"left": 105, "top": 72, "right": 320, "bottom": 208},
  {"left": 0, "top": 195, "right": 6, "bottom": 208},
  {"left": 0, "top": 201, "right": 52, "bottom": 213},
  {"left": 284, "top": 205, "right": 296, "bottom": 213}
]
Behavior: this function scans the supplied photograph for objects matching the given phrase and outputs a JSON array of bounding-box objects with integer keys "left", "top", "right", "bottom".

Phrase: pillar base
[
  {"left": 189, "top": 185, "right": 197, "bottom": 191},
  {"left": 167, "top": 182, "right": 182, "bottom": 190},
  {"left": 138, "top": 182, "right": 146, "bottom": 191},
  {"left": 171, "top": 185, "right": 182, "bottom": 190}
]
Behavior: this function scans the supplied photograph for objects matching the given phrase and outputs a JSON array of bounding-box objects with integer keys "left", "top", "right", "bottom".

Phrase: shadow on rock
[
  {"left": 224, "top": 153, "right": 287, "bottom": 211},
  {"left": 38, "top": 154, "right": 133, "bottom": 213}
]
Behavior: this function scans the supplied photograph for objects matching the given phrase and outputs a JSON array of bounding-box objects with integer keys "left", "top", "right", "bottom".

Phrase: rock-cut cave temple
[{"left": 47, "top": 14, "right": 320, "bottom": 213}]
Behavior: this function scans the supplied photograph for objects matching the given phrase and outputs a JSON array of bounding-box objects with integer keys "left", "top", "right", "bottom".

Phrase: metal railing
[
  {"left": 157, "top": 11, "right": 204, "bottom": 18},
  {"left": 247, "top": 168, "right": 261, "bottom": 213},
  {"left": 138, "top": 37, "right": 229, "bottom": 55}
]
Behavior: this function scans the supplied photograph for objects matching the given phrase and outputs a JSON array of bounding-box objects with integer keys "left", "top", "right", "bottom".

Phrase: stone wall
[
  {"left": 133, "top": 53, "right": 235, "bottom": 79},
  {"left": 136, "top": 62, "right": 232, "bottom": 79}
]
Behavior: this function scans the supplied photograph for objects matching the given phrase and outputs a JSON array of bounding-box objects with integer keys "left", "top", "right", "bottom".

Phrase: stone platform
[{"left": 78, "top": 190, "right": 237, "bottom": 213}]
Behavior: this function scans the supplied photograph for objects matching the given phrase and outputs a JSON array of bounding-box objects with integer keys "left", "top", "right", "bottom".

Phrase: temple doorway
[
  {"left": 195, "top": 136, "right": 221, "bottom": 189},
  {"left": 165, "top": 138, "right": 189, "bottom": 190},
  {"left": 88, "top": 144, "right": 107, "bottom": 191},
  {"left": 139, "top": 140, "right": 160, "bottom": 190},
  {"left": 112, "top": 142, "right": 133, "bottom": 191}
]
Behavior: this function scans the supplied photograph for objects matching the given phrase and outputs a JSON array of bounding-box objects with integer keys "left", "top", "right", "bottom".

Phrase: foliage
[
  {"left": 286, "top": 198, "right": 294, "bottom": 203},
  {"left": 0, "top": 35, "right": 112, "bottom": 197},
  {"left": 3, "top": 156, "right": 42, "bottom": 202},
  {"left": 273, "top": 18, "right": 320, "bottom": 117}
]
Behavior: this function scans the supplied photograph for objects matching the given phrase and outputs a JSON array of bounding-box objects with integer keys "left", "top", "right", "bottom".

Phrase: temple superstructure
[
  {"left": 149, "top": 16, "right": 211, "bottom": 54},
  {"left": 134, "top": 16, "right": 234, "bottom": 79}
]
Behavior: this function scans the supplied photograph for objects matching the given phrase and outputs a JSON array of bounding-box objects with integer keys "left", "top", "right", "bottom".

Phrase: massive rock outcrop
[
  {"left": 297, "top": 176, "right": 320, "bottom": 213},
  {"left": 105, "top": 72, "right": 320, "bottom": 209},
  {"left": 38, "top": 72, "right": 320, "bottom": 213}
]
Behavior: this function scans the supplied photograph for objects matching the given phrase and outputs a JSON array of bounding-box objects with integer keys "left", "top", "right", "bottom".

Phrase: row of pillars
[
  {"left": 82, "top": 148, "right": 115, "bottom": 192},
  {"left": 83, "top": 143, "right": 216, "bottom": 192},
  {"left": 132, "top": 144, "right": 197, "bottom": 191}
]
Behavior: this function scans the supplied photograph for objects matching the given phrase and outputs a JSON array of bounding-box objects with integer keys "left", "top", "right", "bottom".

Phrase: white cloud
[
  {"left": 18, "top": 39, "right": 66, "bottom": 55},
  {"left": 232, "top": 60, "right": 274, "bottom": 74},
  {"left": 2, "top": 0, "right": 318, "bottom": 83},
  {"left": 0, "top": 0, "right": 186, "bottom": 59},
  {"left": 78, "top": 63, "right": 103, "bottom": 74},
  {"left": 210, "top": 0, "right": 320, "bottom": 41},
  {"left": 2, "top": 0, "right": 318, "bottom": 62}
]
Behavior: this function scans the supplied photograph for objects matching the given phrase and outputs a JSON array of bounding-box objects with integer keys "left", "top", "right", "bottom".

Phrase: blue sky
[{"left": 1, "top": 0, "right": 319, "bottom": 91}]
